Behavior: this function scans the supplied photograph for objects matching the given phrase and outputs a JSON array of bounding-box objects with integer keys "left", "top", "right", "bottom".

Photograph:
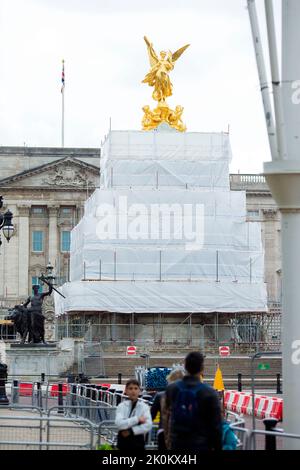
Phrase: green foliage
[{"left": 96, "top": 443, "right": 116, "bottom": 450}]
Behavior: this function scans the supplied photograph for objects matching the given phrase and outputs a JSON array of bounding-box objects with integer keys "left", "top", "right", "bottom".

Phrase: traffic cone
[{"left": 213, "top": 365, "right": 225, "bottom": 391}]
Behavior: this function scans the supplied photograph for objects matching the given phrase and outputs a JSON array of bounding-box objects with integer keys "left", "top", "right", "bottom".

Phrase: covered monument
[
  {"left": 54, "top": 129, "right": 267, "bottom": 344},
  {"left": 54, "top": 37, "right": 268, "bottom": 348}
]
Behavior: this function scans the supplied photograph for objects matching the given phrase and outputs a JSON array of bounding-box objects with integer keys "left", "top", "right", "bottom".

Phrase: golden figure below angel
[{"left": 141, "top": 36, "right": 190, "bottom": 132}]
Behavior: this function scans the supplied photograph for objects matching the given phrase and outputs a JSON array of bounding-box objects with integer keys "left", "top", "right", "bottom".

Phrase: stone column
[
  {"left": 48, "top": 205, "right": 59, "bottom": 267},
  {"left": 262, "top": 208, "right": 280, "bottom": 302},
  {"left": 17, "top": 204, "right": 30, "bottom": 297},
  {"left": 46, "top": 205, "right": 59, "bottom": 342}
]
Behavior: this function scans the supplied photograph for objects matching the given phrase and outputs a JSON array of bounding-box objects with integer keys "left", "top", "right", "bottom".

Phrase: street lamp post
[
  {"left": 45, "top": 261, "right": 56, "bottom": 285},
  {"left": 0, "top": 196, "right": 14, "bottom": 246}
]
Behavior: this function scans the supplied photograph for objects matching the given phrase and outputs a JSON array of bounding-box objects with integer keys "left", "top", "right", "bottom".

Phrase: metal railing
[
  {"left": 0, "top": 415, "right": 94, "bottom": 450},
  {"left": 246, "top": 429, "right": 300, "bottom": 450}
]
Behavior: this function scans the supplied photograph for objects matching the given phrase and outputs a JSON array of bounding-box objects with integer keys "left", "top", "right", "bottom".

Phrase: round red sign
[
  {"left": 219, "top": 346, "right": 230, "bottom": 357},
  {"left": 126, "top": 346, "right": 137, "bottom": 356}
]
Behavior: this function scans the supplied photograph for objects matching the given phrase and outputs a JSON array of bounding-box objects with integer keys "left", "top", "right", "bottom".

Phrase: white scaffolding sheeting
[
  {"left": 56, "top": 129, "right": 267, "bottom": 315},
  {"left": 54, "top": 280, "right": 267, "bottom": 315},
  {"left": 100, "top": 131, "right": 231, "bottom": 190}
]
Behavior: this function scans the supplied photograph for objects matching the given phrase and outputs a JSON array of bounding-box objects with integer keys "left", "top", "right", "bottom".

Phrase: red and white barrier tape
[{"left": 224, "top": 390, "right": 283, "bottom": 421}]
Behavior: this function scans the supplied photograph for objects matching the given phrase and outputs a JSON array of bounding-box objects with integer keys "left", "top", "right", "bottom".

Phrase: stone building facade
[
  {"left": 230, "top": 174, "right": 281, "bottom": 306},
  {"left": 0, "top": 146, "right": 281, "bottom": 342},
  {"left": 0, "top": 146, "right": 100, "bottom": 340}
]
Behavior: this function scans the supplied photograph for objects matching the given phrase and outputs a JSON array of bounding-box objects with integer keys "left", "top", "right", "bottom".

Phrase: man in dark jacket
[{"left": 165, "top": 352, "right": 222, "bottom": 451}]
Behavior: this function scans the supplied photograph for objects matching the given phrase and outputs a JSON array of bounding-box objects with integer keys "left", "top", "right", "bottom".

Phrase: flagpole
[
  {"left": 62, "top": 86, "right": 64, "bottom": 148},
  {"left": 61, "top": 59, "right": 65, "bottom": 148}
]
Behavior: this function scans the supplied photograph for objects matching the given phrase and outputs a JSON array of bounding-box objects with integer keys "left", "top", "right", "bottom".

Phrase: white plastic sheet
[
  {"left": 57, "top": 129, "right": 267, "bottom": 315},
  {"left": 100, "top": 131, "right": 232, "bottom": 190},
  {"left": 54, "top": 280, "right": 267, "bottom": 315}
]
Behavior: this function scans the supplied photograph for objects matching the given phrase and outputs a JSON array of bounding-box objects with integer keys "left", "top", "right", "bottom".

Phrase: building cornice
[{"left": 0, "top": 156, "right": 99, "bottom": 186}]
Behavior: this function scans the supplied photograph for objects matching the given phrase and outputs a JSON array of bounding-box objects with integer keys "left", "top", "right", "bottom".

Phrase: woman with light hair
[{"left": 150, "top": 368, "right": 185, "bottom": 451}]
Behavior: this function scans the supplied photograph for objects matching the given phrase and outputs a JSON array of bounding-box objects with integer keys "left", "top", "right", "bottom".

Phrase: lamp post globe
[
  {"left": 2, "top": 210, "right": 14, "bottom": 242},
  {"left": 0, "top": 198, "right": 14, "bottom": 245},
  {"left": 45, "top": 261, "right": 56, "bottom": 284}
]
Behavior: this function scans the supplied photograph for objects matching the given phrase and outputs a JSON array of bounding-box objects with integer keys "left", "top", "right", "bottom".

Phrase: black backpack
[{"left": 172, "top": 380, "right": 204, "bottom": 433}]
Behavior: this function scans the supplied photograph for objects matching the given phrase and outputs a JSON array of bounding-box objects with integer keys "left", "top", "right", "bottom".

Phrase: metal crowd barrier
[
  {"left": 5, "top": 381, "right": 252, "bottom": 451},
  {"left": 246, "top": 429, "right": 300, "bottom": 450},
  {"left": 0, "top": 415, "right": 94, "bottom": 450},
  {"left": 97, "top": 420, "right": 119, "bottom": 448},
  {"left": 0, "top": 404, "right": 43, "bottom": 416}
]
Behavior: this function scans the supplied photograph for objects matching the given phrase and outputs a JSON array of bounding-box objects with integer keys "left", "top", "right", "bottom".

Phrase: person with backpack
[
  {"left": 165, "top": 352, "right": 222, "bottom": 451},
  {"left": 151, "top": 368, "right": 185, "bottom": 451},
  {"left": 115, "top": 379, "right": 152, "bottom": 451}
]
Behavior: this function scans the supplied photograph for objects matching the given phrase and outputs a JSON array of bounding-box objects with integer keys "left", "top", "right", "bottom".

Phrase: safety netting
[{"left": 55, "top": 129, "right": 267, "bottom": 315}]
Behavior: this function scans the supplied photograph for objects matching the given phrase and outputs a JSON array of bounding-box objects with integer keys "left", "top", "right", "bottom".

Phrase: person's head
[
  {"left": 125, "top": 379, "right": 141, "bottom": 402},
  {"left": 185, "top": 352, "right": 204, "bottom": 377},
  {"left": 32, "top": 285, "right": 39, "bottom": 295},
  {"left": 160, "top": 50, "right": 167, "bottom": 59},
  {"left": 166, "top": 368, "right": 185, "bottom": 384}
]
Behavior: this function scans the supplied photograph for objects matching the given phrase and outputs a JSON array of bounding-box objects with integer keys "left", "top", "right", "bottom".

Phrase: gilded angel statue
[
  {"left": 142, "top": 36, "right": 190, "bottom": 103},
  {"left": 141, "top": 36, "right": 190, "bottom": 132}
]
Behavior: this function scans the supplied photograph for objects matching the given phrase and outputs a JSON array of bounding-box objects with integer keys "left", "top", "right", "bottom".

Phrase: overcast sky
[{"left": 0, "top": 0, "right": 282, "bottom": 173}]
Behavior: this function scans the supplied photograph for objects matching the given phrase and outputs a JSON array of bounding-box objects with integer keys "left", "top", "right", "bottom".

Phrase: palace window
[
  {"left": 61, "top": 207, "right": 73, "bottom": 216},
  {"left": 31, "top": 206, "right": 46, "bottom": 216},
  {"left": 61, "top": 231, "right": 71, "bottom": 252},
  {"left": 32, "top": 231, "right": 44, "bottom": 252}
]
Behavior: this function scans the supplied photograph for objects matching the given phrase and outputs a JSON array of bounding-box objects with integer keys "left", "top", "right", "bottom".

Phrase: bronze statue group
[{"left": 6, "top": 283, "right": 53, "bottom": 344}]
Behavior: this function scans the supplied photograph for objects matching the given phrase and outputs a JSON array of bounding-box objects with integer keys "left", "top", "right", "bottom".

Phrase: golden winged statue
[{"left": 142, "top": 36, "right": 190, "bottom": 132}]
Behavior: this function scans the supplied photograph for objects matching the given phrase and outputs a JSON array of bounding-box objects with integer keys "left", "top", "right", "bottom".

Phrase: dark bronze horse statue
[{"left": 6, "top": 305, "right": 32, "bottom": 344}]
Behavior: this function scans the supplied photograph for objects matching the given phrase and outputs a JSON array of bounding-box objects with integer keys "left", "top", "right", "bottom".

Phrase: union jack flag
[{"left": 61, "top": 59, "right": 65, "bottom": 93}]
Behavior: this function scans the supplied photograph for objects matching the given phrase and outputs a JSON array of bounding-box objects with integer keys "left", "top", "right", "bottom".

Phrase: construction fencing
[{"left": 56, "top": 320, "right": 281, "bottom": 354}]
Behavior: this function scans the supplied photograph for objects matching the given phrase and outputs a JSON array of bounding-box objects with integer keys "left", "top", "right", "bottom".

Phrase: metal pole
[
  {"left": 237, "top": 373, "right": 242, "bottom": 392},
  {"left": 216, "top": 250, "right": 219, "bottom": 282},
  {"left": 251, "top": 351, "right": 282, "bottom": 450},
  {"left": 99, "top": 259, "right": 102, "bottom": 281},
  {"left": 264, "top": 0, "right": 287, "bottom": 160},
  {"left": 276, "top": 373, "right": 282, "bottom": 394},
  {"left": 62, "top": 90, "right": 64, "bottom": 148},
  {"left": 37, "top": 381, "right": 42, "bottom": 409},
  {"left": 58, "top": 382, "right": 64, "bottom": 414},
  {"left": 67, "top": 257, "right": 70, "bottom": 282},
  {"left": 61, "top": 60, "right": 65, "bottom": 148},
  {"left": 250, "top": 257, "right": 252, "bottom": 283},
  {"left": 260, "top": 0, "right": 300, "bottom": 449},
  {"left": 114, "top": 251, "right": 116, "bottom": 281},
  {"left": 12, "top": 379, "right": 19, "bottom": 404},
  {"left": 247, "top": 0, "right": 278, "bottom": 159},
  {"left": 66, "top": 313, "right": 69, "bottom": 338},
  {"left": 159, "top": 250, "right": 162, "bottom": 281},
  {"left": 263, "top": 418, "right": 279, "bottom": 451}
]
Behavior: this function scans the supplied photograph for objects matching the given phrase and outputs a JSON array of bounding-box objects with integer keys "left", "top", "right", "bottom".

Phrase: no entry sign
[
  {"left": 126, "top": 346, "right": 137, "bottom": 356},
  {"left": 219, "top": 346, "right": 230, "bottom": 357}
]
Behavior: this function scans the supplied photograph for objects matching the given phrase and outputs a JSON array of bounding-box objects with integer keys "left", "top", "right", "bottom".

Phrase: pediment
[{"left": 0, "top": 156, "right": 99, "bottom": 189}]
